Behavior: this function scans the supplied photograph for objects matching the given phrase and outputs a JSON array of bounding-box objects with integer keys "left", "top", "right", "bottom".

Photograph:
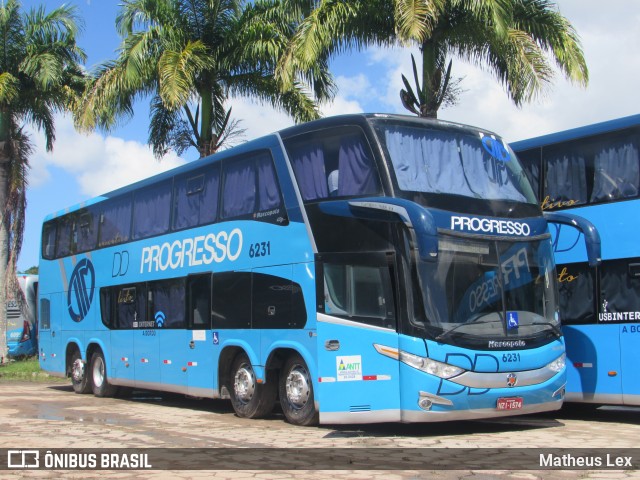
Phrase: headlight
[
  {"left": 547, "top": 353, "right": 566, "bottom": 373},
  {"left": 399, "top": 351, "right": 464, "bottom": 379}
]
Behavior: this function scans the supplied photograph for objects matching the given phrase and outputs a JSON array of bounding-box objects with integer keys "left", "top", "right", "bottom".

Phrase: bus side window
[
  {"left": 133, "top": 181, "right": 172, "bottom": 240},
  {"left": 285, "top": 126, "right": 381, "bottom": 202},
  {"left": 252, "top": 273, "right": 306, "bottom": 329},
  {"left": 116, "top": 285, "right": 146, "bottom": 329},
  {"left": 148, "top": 279, "right": 186, "bottom": 329},
  {"left": 76, "top": 209, "right": 99, "bottom": 253},
  {"left": 173, "top": 167, "right": 220, "bottom": 230},
  {"left": 187, "top": 274, "right": 212, "bottom": 329},
  {"left": 56, "top": 215, "right": 76, "bottom": 258},
  {"left": 557, "top": 262, "right": 596, "bottom": 325},
  {"left": 42, "top": 222, "right": 57, "bottom": 260},
  {"left": 321, "top": 259, "right": 396, "bottom": 330},
  {"left": 211, "top": 272, "right": 251, "bottom": 328},
  {"left": 599, "top": 258, "right": 640, "bottom": 317},
  {"left": 98, "top": 195, "right": 132, "bottom": 248},
  {"left": 39, "top": 298, "right": 50, "bottom": 330}
]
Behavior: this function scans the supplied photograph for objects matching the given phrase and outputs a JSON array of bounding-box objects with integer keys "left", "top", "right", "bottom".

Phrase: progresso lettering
[
  {"left": 450, "top": 216, "right": 531, "bottom": 236},
  {"left": 140, "top": 229, "right": 243, "bottom": 273}
]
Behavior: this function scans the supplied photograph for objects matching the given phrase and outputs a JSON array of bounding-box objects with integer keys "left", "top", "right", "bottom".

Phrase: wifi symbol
[{"left": 155, "top": 311, "right": 166, "bottom": 327}]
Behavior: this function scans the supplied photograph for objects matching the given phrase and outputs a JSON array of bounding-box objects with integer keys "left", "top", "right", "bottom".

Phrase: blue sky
[{"left": 18, "top": 0, "right": 640, "bottom": 270}]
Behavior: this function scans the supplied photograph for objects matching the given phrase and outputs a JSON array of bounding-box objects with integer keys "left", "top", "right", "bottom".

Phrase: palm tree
[
  {"left": 277, "top": 0, "right": 588, "bottom": 118},
  {"left": 0, "top": 0, "right": 86, "bottom": 361},
  {"left": 77, "top": 0, "right": 335, "bottom": 159}
]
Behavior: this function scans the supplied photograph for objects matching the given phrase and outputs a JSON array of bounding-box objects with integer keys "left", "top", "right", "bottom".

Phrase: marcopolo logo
[{"left": 68, "top": 258, "right": 96, "bottom": 323}]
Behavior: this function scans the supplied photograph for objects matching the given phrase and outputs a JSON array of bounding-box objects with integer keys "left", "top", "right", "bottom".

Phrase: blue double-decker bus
[
  {"left": 39, "top": 114, "right": 569, "bottom": 425},
  {"left": 512, "top": 114, "right": 640, "bottom": 407}
]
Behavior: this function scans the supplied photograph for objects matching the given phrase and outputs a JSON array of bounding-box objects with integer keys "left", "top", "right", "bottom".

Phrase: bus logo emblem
[
  {"left": 67, "top": 258, "right": 95, "bottom": 323},
  {"left": 507, "top": 373, "right": 518, "bottom": 387},
  {"left": 481, "top": 136, "right": 510, "bottom": 162}
]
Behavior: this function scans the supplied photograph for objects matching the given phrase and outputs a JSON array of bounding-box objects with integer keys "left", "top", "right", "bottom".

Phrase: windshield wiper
[
  {"left": 435, "top": 318, "right": 504, "bottom": 342},
  {"left": 528, "top": 322, "right": 562, "bottom": 337}
]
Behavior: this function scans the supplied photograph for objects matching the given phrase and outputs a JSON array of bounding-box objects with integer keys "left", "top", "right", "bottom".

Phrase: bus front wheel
[
  {"left": 90, "top": 351, "right": 118, "bottom": 398},
  {"left": 70, "top": 350, "right": 91, "bottom": 394},
  {"left": 279, "top": 354, "right": 318, "bottom": 426},
  {"left": 229, "top": 353, "right": 276, "bottom": 419}
]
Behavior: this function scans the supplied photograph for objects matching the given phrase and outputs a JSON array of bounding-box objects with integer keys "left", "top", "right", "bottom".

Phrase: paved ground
[{"left": 0, "top": 381, "right": 639, "bottom": 479}]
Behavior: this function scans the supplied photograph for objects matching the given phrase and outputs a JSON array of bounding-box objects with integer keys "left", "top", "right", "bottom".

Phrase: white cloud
[{"left": 29, "top": 115, "right": 186, "bottom": 197}]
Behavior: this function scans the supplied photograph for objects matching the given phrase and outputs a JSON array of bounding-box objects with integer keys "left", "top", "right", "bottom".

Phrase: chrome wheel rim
[
  {"left": 92, "top": 357, "right": 105, "bottom": 388},
  {"left": 285, "top": 364, "right": 311, "bottom": 410},
  {"left": 234, "top": 363, "right": 255, "bottom": 404},
  {"left": 72, "top": 358, "right": 84, "bottom": 383}
]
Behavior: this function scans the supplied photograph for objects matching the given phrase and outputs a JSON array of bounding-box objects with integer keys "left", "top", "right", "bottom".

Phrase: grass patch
[{"left": 0, "top": 357, "right": 65, "bottom": 382}]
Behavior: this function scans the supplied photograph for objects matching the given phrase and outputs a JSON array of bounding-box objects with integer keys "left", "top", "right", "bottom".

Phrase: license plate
[{"left": 497, "top": 397, "right": 523, "bottom": 410}]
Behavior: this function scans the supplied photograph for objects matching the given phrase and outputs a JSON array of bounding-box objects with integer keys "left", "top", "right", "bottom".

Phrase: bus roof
[{"left": 511, "top": 113, "right": 640, "bottom": 151}]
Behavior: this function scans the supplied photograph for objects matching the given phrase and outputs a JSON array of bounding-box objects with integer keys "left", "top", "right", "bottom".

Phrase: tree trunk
[
  {"left": 420, "top": 40, "right": 440, "bottom": 118},
  {"left": 0, "top": 134, "right": 11, "bottom": 363},
  {"left": 198, "top": 87, "right": 213, "bottom": 159}
]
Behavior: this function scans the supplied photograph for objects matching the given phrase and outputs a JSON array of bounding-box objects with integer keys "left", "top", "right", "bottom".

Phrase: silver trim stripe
[{"left": 452, "top": 363, "right": 561, "bottom": 389}]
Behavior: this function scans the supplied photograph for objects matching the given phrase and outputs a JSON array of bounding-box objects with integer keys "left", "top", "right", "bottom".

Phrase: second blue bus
[{"left": 513, "top": 114, "right": 640, "bottom": 407}]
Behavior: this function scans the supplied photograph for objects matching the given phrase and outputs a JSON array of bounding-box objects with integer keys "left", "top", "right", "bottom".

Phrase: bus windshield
[
  {"left": 373, "top": 120, "right": 537, "bottom": 204},
  {"left": 415, "top": 235, "right": 559, "bottom": 346}
]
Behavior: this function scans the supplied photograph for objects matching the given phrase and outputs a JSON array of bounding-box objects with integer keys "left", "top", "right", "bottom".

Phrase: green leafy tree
[
  {"left": 278, "top": 0, "right": 588, "bottom": 118},
  {"left": 0, "top": 0, "right": 86, "bottom": 361},
  {"left": 78, "top": 0, "right": 335, "bottom": 159}
]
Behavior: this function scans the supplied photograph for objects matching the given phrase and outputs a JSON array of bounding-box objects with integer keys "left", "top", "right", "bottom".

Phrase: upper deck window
[
  {"left": 173, "top": 166, "right": 220, "bottom": 230},
  {"left": 133, "top": 180, "right": 172, "bottom": 239},
  {"left": 221, "top": 151, "right": 283, "bottom": 219},
  {"left": 284, "top": 126, "right": 382, "bottom": 202},
  {"left": 374, "top": 121, "right": 536, "bottom": 204}
]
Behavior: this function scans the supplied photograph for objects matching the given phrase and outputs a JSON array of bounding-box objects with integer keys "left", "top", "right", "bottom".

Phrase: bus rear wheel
[
  {"left": 70, "top": 350, "right": 91, "bottom": 394},
  {"left": 90, "top": 351, "right": 118, "bottom": 398},
  {"left": 229, "top": 353, "right": 276, "bottom": 419},
  {"left": 279, "top": 354, "right": 318, "bottom": 426}
]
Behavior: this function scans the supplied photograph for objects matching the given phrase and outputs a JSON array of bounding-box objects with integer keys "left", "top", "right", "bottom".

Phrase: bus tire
[
  {"left": 70, "top": 350, "right": 91, "bottom": 394},
  {"left": 279, "top": 354, "right": 318, "bottom": 426},
  {"left": 229, "top": 353, "right": 276, "bottom": 419},
  {"left": 90, "top": 351, "right": 118, "bottom": 398}
]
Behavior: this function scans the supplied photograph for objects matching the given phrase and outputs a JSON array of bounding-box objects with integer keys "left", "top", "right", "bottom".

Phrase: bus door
[
  {"left": 38, "top": 293, "right": 63, "bottom": 371},
  {"left": 601, "top": 260, "right": 640, "bottom": 406},
  {"left": 130, "top": 284, "right": 159, "bottom": 387},
  {"left": 620, "top": 323, "right": 640, "bottom": 405},
  {"left": 184, "top": 274, "right": 215, "bottom": 397},
  {"left": 316, "top": 253, "right": 401, "bottom": 422}
]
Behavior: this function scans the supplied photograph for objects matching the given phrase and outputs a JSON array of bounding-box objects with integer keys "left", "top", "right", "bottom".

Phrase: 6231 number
[{"left": 249, "top": 241, "right": 271, "bottom": 258}]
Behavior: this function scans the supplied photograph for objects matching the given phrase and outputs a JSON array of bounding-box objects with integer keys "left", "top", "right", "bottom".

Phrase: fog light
[{"left": 418, "top": 397, "right": 433, "bottom": 411}]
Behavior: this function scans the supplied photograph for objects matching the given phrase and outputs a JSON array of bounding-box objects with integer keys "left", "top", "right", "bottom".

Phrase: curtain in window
[
  {"left": 76, "top": 210, "right": 99, "bottom": 252},
  {"left": 133, "top": 182, "right": 171, "bottom": 239},
  {"left": 174, "top": 169, "right": 219, "bottom": 230},
  {"left": 290, "top": 143, "right": 328, "bottom": 200},
  {"left": 460, "top": 140, "right": 527, "bottom": 202},
  {"left": 337, "top": 134, "right": 380, "bottom": 196},
  {"left": 56, "top": 217, "right": 74, "bottom": 257},
  {"left": 151, "top": 281, "right": 185, "bottom": 328},
  {"left": 544, "top": 155, "right": 587, "bottom": 205},
  {"left": 591, "top": 143, "right": 639, "bottom": 202},
  {"left": 385, "top": 128, "right": 466, "bottom": 194},
  {"left": 99, "top": 196, "right": 132, "bottom": 247},
  {"left": 223, "top": 158, "right": 256, "bottom": 218},
  {"left": 256, "top": 154, "right": 281, "bottom": 210}
]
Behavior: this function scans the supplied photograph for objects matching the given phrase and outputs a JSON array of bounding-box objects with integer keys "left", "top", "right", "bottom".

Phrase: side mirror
[{"left": 319, "top": 197, "right": 438, "bottom": 261}]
